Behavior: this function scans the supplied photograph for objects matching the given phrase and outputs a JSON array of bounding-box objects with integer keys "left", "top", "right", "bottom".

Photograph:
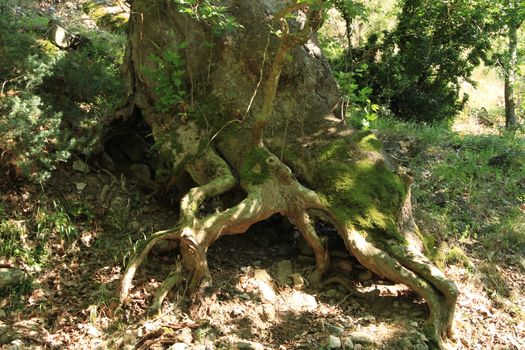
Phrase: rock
[
  {"left": 326, "top": 335, "right": 342, "bottom": 349},
  {"left": 73, "top": 160, "right": 90, "bottom": 173},
  {"left": 290, "top": 273, "right": 305, "bottom": 290},
  {"left": 349, "top": 332, "right": 373, "bottom": 345},
  {"left": 168, "top": 343, "right": 189, "bottom": 350},
  {"left": 175, "top": 328, "right": 193, "bottom": 344},
  {"left": 48, "top": 20, "right": 80, "bottom": 49},
  {"left": 0, "top": 268, "right": 27, "bottom": 292},
  {"left": 353, "top": 344, "right": 362, "bottom": 350},
  {"left": 9, "top": 339, "right": 24, "bottom": 350},
  {"left": 342, "top": 337, "right": 354, "bottom": 350},
  {"left": 252, "top": 269, "right": 276, "bottom": 302},
  {"left": 154, "top": 240, "right": 179, "bottom": 255},
  {"left": 273, "top": 259, "right": 293, "bottom": 285},
  {"left": 326, "top": 324, "right": 344, "bottom": 335},
  {"left": 326, "top": 288, "right": 344, "bottom": 299},
  {"left": 103, "top": 196, "right": 129, "bottom": 233},
  {"left": 260, "top": 303, "right": 276, "bottom": 322},
  {"left": 129, "top": 163, "right": 155, "bottom": 188},
  {"left": 290, "top": 290, "right": 317, "bottom": 311},
  {"left": 234, "top": 340, "right": 264, "bottom": 350},
  {"left": 357, "top": 270, "right": 373, "bottom": 282},
  {"left": 75, "top": 182, "right": 87, "bottom": 191},
  {"left": 0, "top": 326, "right": 15, "bottom": 345}
]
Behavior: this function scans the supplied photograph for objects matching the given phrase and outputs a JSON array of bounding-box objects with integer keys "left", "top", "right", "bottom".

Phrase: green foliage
[
  {"left": 336, "top": 64, "right": 379, "bottom": 129},
  {"left": 173, "top": 0, "right": 242, "bottom": 34},
  {"left": 142, "top": 43, "right": 189, "bottom": 114},
  {"left": 0, "top": 3, "right": 125, "bottom": 182},
  {"left": 378, "top": 117, "right": 525, "bottom": 254},
  {"left": 334, "top": 0, "right": 497, "bottom": 122},
  {"left": 0, "top": 219, "right": 48, "bottom": 266}
]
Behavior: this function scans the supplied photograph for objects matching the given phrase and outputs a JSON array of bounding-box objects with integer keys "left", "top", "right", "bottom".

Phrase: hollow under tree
[{"left": 116, "top": 1, "right": 458, "bottom": 348}]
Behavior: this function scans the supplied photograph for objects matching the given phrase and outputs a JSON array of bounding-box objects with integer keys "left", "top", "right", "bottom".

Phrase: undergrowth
[
  {"left": 377, "top": 117, "right": 525, "bottom": 262},
  {"left": 0, "top": 0, "right": 125, "bottom": 182}
]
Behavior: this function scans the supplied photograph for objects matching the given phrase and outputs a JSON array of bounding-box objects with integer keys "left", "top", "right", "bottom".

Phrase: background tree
[
  {"left": 116, "top": 1, "right": 457, "bottom": 348},
  {"left": 345, "top": 0, "right": 496, "bottom": 122},
  {"left": 497, "top": 0, "right": 525, "bottom": 129}
]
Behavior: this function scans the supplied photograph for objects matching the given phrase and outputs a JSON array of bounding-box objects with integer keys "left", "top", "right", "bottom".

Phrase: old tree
[{"left": 117, "top": 1, "right": 458, "bottom": 348}]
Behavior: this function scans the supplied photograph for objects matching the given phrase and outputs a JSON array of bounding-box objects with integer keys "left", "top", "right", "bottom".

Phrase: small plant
[
  {"left": 0, "top": 218, "right": 48, "bottom": 266},
  {"left": 36, "top": 201, "right": 79, "bottom": 241},
  {"left": 142, "top": 43, "right": 189, "bottom": 114},
  {"left": 336, "top": 64, "right": 379, "bottom": 129},
  {"left": 174, "top": 0, "right": 242, "bottom": 34}
]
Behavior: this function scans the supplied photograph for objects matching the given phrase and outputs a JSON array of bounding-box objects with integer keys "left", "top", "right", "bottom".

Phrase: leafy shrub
[
  {"left": 0, "top": 2, "right": 125, "bottom": 182},
  {"left": 331, "top": 0, "right": 495, "bottom": 123}
]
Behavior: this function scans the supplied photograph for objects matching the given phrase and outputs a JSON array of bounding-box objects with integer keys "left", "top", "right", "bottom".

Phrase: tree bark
[
  {"left": 504, "top": 21, "right": 518, "bottom": 130},
  {"left": 117, "top": 1, "right": 457, "bottom": 348}
]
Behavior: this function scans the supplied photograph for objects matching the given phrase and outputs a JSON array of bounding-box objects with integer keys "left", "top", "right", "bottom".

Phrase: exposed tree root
[{"left": 117, "top": 145, "right": 456, "bottom": 349}]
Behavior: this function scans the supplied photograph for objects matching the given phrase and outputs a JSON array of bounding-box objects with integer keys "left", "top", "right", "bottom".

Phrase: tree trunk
[
  {"left": 504, "top": 21, "right": 518, "bottom": 130},
  {"left": 117, "top": 1, "right": 457, "bottom": 348}
]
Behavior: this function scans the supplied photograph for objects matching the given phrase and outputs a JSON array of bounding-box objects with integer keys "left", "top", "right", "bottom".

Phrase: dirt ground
[{"left": 1, "top": 159, "right": 524, "bottom": 350}]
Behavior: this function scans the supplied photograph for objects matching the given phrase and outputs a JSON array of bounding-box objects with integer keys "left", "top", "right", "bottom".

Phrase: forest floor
[
  {"left": 1, "top": 115, "right": 524, "bottom": 350},
  {"left": 1, "top": 1, "right": 524, "bottom": 349}
]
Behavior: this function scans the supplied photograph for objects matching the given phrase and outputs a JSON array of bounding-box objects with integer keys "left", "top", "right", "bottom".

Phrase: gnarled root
[
  {"left": 116, "top": 146, "right": 456, "bottom": 349},
  {"left": 337, "top": 229, "right": 457, "bottom": 349}
]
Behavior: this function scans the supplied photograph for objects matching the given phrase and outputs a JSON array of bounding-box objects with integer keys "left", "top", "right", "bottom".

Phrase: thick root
[
  {"left": 288, "top": 211, "right": 329, "bottom": 286},
  {"left": 340, "top": 229, "right": 456, "bottom": 349},
  {"left": 118, "top": 227, "right": 181, "bottom": 304},
  {"left": 150, "top": 261, "right": 184, "bottom": 314}
]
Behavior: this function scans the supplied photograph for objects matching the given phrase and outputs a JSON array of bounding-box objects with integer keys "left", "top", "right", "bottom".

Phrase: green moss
[
  {"left": 312, "top": 136, "right": 408, "bottom": 245},
  {"left": 37, "top": 39, "right": 60, "bottom": 55},
  {"left": 240, "top": 148, "right": 271, "bottom": 185},
  {"left": 417, "top": 229, "right": 438, "bottom": 260},
  {"left": 356, "top": 132, "right": 383, "bottom": 152},
  {"left": 84, "top": 3, "right": 128, "bottom": 32},
  {"left": 445, "top": 246, "right": 472, "bottom": 268}
]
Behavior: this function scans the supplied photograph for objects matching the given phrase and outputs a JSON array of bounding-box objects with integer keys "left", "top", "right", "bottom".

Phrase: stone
[
  {"left": 168, "top": 343, "right": 189, "bottom": 350},
  {"left": 290, "top": 273, "right": 305, "bottom": 290},
  {"left": 252, "top": 269, "right": 276, "bottom": 302},
  {"left": 326, "top": 335, "right": 341, "bottom": 349},
  {"left": 75, "top": 182, "right": 87, "bottom": 191},
  {"left": 9, "top": 339, "right": 24, "bottom": 350},
  {"left": 153, "top": 240, "right": 179, "bottom": 255},
  {"left": 353, "top": 344, "right": 362, "bottom": 350},
  {"left": 0, "top": 268, "right": 27, "bottom": 292},
  {"left": 129, "top": 163, "right": 155, "bottom": 188},
  {"left": 103, "top": 196, "right": 129, "bottom": 233},
  {"left": 326, "top": 324, "right": 344, "bottom": 335},
  {"left": 72, "top": 160, "right": 90, "bottom": 173},
  {"left": 175, "top": 328, "right": 193, "bottom": 344},
  {"left": 234, "top": 340, "right": 264, "bottom": 350},
  {"left": 273, "top": 260, "right": 293, "bottom": 286},
  {"left": 342, "top": 337, "right": 354, "bottom": 350},
  {"left": 357, "top": 270, "right": 373, "bottom": 282},
  {"left": 260, "top": 303, "right": 276, "bottom": 322},
  {"left": 349, "top": 332, "right": 373, "bottom": 345},
  {"left": 290, "top": 291, "right": 317, "bottom": 311}
]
